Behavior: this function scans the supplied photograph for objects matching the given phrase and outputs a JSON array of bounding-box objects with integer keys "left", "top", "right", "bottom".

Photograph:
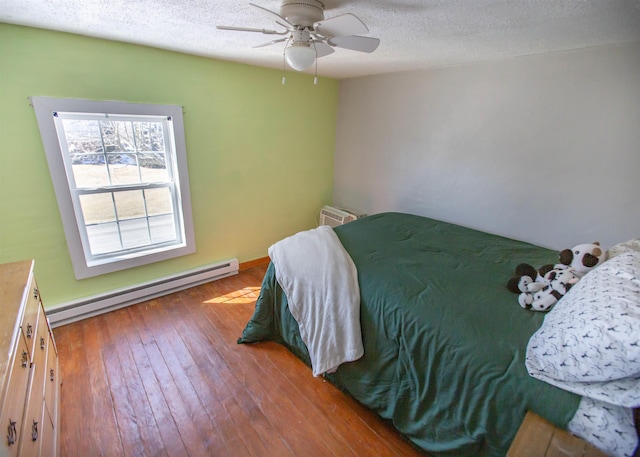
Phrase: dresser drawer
[
  {"left": 35, "top": 305, "right": 49, "bottom": 362},
  {"left": 0, "top": 334, "right": 30, "bottom": 457},
  {"left": 43, "top": 334, "right": 57, "bottom": 419},
  {"left": 20, "top": 277, "right": 41, "bottom": 359},
  {"left": 19, "top": 337, "right": 47, "bottom": 456},
  {"left": 39, "top": 405, "right": 55, "bottom": 457}
]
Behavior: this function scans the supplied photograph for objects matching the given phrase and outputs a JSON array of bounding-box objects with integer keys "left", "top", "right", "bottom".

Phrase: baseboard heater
[{"left": 47, "top": 258, "right": 239, "bottom": 328}]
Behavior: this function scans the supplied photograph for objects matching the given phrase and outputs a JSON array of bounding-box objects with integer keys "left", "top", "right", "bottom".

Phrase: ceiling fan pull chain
[
  {"left": 313, "top": 41, "right": 318, "bottom": 85},
  {"left": 282, "top": 37, "right": 290, "bottom": 85}
]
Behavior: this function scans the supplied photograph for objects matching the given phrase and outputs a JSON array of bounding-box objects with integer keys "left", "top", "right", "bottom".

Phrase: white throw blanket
[{"left": 268, "top": 225, "right": 363, "bottom": 377}]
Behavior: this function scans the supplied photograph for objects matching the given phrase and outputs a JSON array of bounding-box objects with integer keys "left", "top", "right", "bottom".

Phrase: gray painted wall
[{"left": 333, "top": 41, "right": 640, "bottom": 251}]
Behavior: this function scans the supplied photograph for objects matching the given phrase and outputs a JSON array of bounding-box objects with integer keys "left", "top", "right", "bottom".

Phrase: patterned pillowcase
[
  {"left": 526, "top": 252, "right": 640, "bottom": 383},
  {"left": 608, "top": 237, "right": 640, "bottom": 259}
]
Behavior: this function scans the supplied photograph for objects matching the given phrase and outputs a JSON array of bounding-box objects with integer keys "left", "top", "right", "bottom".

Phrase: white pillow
[
  {"left": 526, "top": 252, "right": 640, "bottom": 384},
  {"left": 608, "top": 237, "right": 640, "bottom": 259}
]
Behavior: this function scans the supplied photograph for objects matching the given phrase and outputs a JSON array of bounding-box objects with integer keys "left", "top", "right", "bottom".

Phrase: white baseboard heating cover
[{"left": 47, "top": 258, "right": 239, "bottom": 328}]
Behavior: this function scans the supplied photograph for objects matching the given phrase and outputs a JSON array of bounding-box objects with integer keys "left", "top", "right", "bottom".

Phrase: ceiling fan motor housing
[
  {"left": 280, "top": 0, "right": 324, "bottom": 26},
  {"left": 291, "top": 28, "right": 311, "bottom": 44}
]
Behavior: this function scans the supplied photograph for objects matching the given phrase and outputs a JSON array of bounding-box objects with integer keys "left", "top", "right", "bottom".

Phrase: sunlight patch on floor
[{"left": 204, "top": 286, "right": 260, "bottom": 305}]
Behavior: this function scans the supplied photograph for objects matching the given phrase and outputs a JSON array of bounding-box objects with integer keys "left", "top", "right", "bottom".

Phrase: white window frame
[{"left": 31, "top": 97, "right": 196, "bottom": 279}]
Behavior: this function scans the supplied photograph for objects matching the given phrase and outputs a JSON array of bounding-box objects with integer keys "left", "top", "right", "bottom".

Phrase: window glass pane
[
  {"left": 139, "top": 153, "right": 168, "bottom": 182},
  {"left": 149, "top": 214, "right": 177, "bottom": 243},
  {"left": 119, "top": 219, "right": 151, "bottom": 249},
  {"left": 61, "top": 119, "right": 103, "bottom": 153},
  {"left": 32, "top": 97, "right": 195, "bottom": 278},
  {"left": 113, "top": 190, "right": 146, "bottom": 220},
  {"left": 86, "top": 222, "right": 121, "bottom": 255},
  {"left": 71, "top": 157, "right": 109, "bottom": 188},
  {"left": 79, "top": 193, "right": 116, "bottom": 224},
  {"left": 145, "top": 188, "right": 173, "bottom": 216},
  {"left": 101, "top": 120, "right": 135, "bottom": 153},
  {"left": 107, "top": 153, "right": 140, "bottom": 185},
  {"left": 134, "top": 122, "right": 165, "bottom": 152}
]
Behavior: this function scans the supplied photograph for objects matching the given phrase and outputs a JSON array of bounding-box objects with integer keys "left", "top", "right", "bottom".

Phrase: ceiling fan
[{"left": 217, "top": 0, "right": 380, "bottom": 72}]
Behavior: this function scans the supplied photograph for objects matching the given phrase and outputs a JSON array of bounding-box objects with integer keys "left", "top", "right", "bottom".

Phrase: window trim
[{"left": 31, "top": 96, "right": 196, "bottom": 279}]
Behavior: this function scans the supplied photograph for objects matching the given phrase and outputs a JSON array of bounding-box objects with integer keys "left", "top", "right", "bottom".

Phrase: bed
[{"left": 238, "top": 212, "right": 639, "bottom": 456}]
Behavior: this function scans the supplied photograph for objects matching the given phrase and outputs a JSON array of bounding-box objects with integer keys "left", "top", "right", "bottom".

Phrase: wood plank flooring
[{"left": 53, "top": 265, "right": 427, "bottom": 457}]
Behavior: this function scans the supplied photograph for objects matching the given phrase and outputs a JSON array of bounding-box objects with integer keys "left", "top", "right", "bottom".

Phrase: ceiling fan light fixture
[
  {"left": 285, "top": 43, "right": 316, "bottom": 71},
  {"left": 218, "top": 2, "right": 380, "bottom": 75}
]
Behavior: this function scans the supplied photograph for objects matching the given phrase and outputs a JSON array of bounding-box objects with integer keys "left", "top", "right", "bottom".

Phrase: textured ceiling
[{"left": 2, "top": 0, "right": 640, "bottom": 79}]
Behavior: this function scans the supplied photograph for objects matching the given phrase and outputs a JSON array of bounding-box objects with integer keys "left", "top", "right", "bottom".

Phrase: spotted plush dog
[
  {"left": 525, "top": 268, "right": 580, "bottom": 311},
  {"left": 558, "top": 242, "right": 607, "bottom": 278}
]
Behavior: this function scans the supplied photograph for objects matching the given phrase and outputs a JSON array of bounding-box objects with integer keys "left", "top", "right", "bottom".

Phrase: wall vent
[
  {"left": 319, "top": 205, "right": 358, "bottom": 227},
  {"left": 47, "top": 258, "right": 239, "bottom": 327}
]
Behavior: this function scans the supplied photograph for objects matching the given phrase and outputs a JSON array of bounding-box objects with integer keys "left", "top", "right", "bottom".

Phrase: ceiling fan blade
[
  {"left": 249, "top": 3, "right": 294, "bottom": 30},
  {"left": 329, "top": 35, "right": 380, "bottom": 53},
  {"left": 217, "top": 25, "right": 287, "bottom": 35},
  {"left": 253, "top": 38, "right": 288, "bottom": 48},
  {"left": 312, "top": 40, "right": 335, "bottom": 58},
  {"left": 314, "top": 13, "right": 368, "bottom": 38}
]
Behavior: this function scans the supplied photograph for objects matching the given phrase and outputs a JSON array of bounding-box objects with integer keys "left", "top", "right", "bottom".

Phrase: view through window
[
  {"left": 32, "top": 97, "right": 195, "bottom": 279},
  {"left": 58, "top": 113, "right": 178, "bottom": 255}
]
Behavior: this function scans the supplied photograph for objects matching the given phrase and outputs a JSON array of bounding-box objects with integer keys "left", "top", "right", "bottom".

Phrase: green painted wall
[{"left": 0, "top": 23, "right": 338, "bottom": 308}]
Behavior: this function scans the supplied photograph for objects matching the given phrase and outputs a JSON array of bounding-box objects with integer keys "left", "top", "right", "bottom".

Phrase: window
[{"left": 31, "top": 97, "right": 195, "bottom": 279}]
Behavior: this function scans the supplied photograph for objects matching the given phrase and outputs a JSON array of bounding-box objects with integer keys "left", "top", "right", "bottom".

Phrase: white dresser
[{"left": 0, "top": 260, "right": 60, "bottom": 457}]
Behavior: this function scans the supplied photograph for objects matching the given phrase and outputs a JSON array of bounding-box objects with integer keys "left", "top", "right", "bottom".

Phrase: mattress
[{"left": 239, "top": 212, "right": 635, "bottom": 456}]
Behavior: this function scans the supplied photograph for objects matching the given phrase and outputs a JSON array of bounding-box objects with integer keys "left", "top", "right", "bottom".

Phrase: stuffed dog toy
[
  {"left": 508, "top": 242, "right": 606, "bottom": 311},
  {"left": 517, "top": 267, "right": 580, "bottom": 311},
  {"left": 558, "top": 242, "right": 606, "bottom": 277}
]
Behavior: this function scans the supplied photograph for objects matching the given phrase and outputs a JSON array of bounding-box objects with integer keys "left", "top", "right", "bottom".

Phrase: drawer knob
[
  {"left": 50, "top": 368, "right": 55, "bottom": 382},
  {"left": 7, "top": 419, "right": 17, "bottom": 446},
  {"left": 33, "top": 287, "right": 39, "bottom": 299},
  {"left": 21, "top": 350, "right": 28, "bottom": 368},
  {"left": 26, "top": 323, "right": 33, "bottom": 339},
  {"left": 31, "top": 420, "right": 38, "bottom": 442},
  {"left": 40, "top": 336, "right": 46, "bottom": 350}
]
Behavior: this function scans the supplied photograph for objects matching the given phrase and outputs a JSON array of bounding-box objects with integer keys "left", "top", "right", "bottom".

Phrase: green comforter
[{"left": 239, "top": 212, "right": 581, "bottom": 456}]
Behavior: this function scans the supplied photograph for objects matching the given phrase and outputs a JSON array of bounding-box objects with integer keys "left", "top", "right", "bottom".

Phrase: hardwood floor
[{"left": 53, "top": 265, "right": 427, "bottom": 457}]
